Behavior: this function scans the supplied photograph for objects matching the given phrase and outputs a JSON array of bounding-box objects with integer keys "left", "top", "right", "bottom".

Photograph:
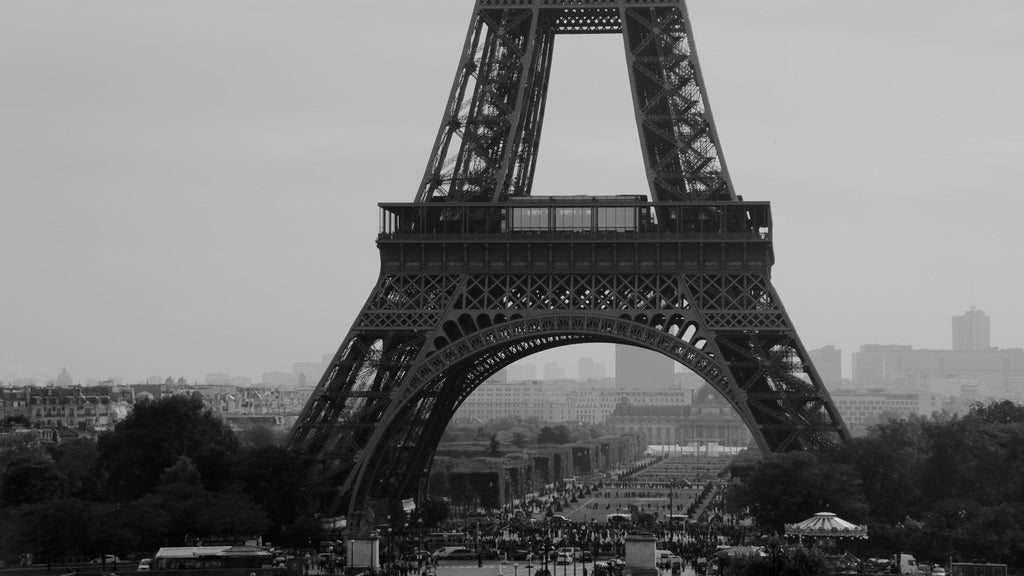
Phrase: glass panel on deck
[{"left": 596, "top": 207, "right": 636, "bottom": 232}]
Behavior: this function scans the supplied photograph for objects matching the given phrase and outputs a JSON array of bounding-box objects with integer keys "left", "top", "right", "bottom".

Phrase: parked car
[
  {"left": 90, "top": 556, "right": 121, "bottom": 565},
  {"left": 433, "top": 547, "right": 476, "bottom": 560},
  {"left": 580, "top": 551, "right": 594, "bottom": 563},
  {"left": 555, "top": 554, "right": 572, "bottom": 566},
  {"left": 558, "top": 547, "right": 582, "bottom": 560},
  {"left": 930, "top": 568, "right": 947, "bottom": 576},
  {"left": 508, "top": 550, "right": 532, "bottom": 561},
  {"left": 137, "top": 558, "right": 152, "bottom": 572}
]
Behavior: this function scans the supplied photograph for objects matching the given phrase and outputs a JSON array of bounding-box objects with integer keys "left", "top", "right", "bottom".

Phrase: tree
[
  {"left": 727, "top": 451, "right": 868, "bottom": 532},
  {"left": 827, "top": 434, "right": 920, "bottom": 524},
  {"left": 284, "top": 516, "right": 327, "bottom": 547},
  {"left": 160, "top": 456, "right": 202, "bottom": 486},
  {"left": 0, "top": 454, "right": 66, "bottom": 505},
  {"left": 238, "top": 424, "right": 281, "bottom": 448},
  {"left": 1, "top": 415, "right": 30, "bottom": 430},
  {"left": 510, "top": 432, "right": 529, "bottom": 448},
  {"left": 487, "top": 435, "right": 501, "bottom": 457},
  {"left": 0, "top": 430, "right": 44, "bottom": 470},
  {"left": 964, "top": 400, "right": 1024, "bottom": 424},
  {"left": 418, "top": 499, "right": 450, "bottom": 527},
  {"left": 191, "top": 443, "right": 234, "bottom": 491},
  {"left": 0, "top": 498, "right": 95, "bottom": 562},
  {"left": 234, "top": 446, "right": 310, "bottom": 534},
  {"left": 47, "top": 438, "right": 101, "bottom": 499},
  {"left": 135, "top": 482, "right": 269, "bottom": 546},
  {"left": 451, "top": 476, "right": 475, "bottom": 515},
  {"left": 537, "top": 425, "right": 572, "bottom": 444},
  {"left": 97, "top": 395, "right": 240, "bottom": 499}
]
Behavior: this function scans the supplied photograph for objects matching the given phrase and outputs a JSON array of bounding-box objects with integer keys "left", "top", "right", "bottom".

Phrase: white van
[{"left": 655, "top": 550, "right": 672, "bottom": 568}]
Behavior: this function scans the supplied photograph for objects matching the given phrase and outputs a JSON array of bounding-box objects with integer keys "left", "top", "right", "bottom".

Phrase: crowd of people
[{"left": 371, "top": 460, "right": 741, "bottom": 576}]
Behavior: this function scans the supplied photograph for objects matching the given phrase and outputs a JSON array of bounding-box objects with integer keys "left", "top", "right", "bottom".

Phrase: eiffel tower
[{"left": 288, "top": 0, "right": 850, "bottom": 522}]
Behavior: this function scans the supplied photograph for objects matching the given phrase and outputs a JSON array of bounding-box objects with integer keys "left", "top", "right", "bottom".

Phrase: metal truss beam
[
  {"left": 416, "top": 1, "right": 735, "bottom": 203},
  {"left": 289, "top": 269, "right": 851, "bottom": 523}
]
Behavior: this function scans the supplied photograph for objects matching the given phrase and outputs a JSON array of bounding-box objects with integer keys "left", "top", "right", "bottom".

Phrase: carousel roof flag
[{"left": 784, "top": 512, "right": 868, "bottom": 539}]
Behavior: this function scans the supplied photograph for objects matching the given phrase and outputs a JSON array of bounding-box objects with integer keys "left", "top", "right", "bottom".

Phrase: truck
[{"left": 893, "top": 554, "right": 925, "bottom": 575}]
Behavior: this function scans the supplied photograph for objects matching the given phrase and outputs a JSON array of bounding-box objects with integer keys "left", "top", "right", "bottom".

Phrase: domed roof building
[
  {"left": 55, "top": 367, "right": 73, "bottom": 387},
  {"left": 606, "top": 383, "right": 751, "bottom": 448}
]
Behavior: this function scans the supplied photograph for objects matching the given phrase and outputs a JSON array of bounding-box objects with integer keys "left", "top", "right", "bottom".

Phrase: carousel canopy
[{"left": 784, "top": 512, "right": 868, "bottom": 539}]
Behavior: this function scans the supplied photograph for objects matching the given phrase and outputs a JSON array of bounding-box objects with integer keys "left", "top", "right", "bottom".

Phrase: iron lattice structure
[{"left": 289, "top": 0, "right": 850, "bottom": 523}]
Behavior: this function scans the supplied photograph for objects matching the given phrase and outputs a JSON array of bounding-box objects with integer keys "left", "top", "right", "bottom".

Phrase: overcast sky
[{"left": 2, "top": 1, "right": 1023, "bottom": 384}]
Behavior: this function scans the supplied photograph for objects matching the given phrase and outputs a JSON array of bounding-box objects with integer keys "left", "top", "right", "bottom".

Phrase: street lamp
[
  {"left": 668, "top": 480, "right": 676, "bottom": 530},
  {"left": 387, "top": 527, "right": 393, "bottom": 570}
]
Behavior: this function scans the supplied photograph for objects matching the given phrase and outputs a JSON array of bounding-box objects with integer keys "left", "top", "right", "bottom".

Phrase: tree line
[
  {"left": 441, "top": 417, "right": 613, "bottom": 448},
  {"left": 726, "top": 400, "right": 1024, "bottom": 566},
  {"left": 0, "top": 395, "right": 322, "bottom": 562}
]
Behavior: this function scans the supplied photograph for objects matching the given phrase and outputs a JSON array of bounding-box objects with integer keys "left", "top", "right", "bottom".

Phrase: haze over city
[{"left": 3, "top": 1, "right": 1024, "bottom": 383}]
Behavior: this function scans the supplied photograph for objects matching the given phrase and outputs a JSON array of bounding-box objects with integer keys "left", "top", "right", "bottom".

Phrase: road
[{"left": 431, "top": 561, "right": 697, "bottom": 576}]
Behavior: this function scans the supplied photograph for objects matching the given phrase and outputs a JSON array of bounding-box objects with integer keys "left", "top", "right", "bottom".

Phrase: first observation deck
[{"left": 377, "top": 197, "right": 775, "bottom": 274}]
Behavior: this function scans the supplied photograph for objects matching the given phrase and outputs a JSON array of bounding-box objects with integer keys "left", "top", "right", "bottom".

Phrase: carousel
[
  {"left": 784, "top": 512, "right": 868, "bottom": 569},
  {"left": 785, "top": 511, "right": 868, "bottom": 539}
]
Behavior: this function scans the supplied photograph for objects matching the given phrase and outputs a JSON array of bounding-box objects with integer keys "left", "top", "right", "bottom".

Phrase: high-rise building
[
  {"left": 578, "top": 357, "right": 608, "bottom": 381},
  {"left": 543, "top": 362, "right": 566, "bottom": 380},
  {"left": 262, "top": 371, "right": 298, "bottom": 388},
  {"left": 293, "top": 360, "right": 328, "bottom": 387},
  {"left": 831, "top": 389, "right": 943, "bottom": 435},
  {"left": 615, "top": 345, "right": 674, "bottom": 389},
  {"left": 953, "top": 307, "right": 990, "bottom": 351},
  {"left": 507, "top": 363, "right": 537, "bottom": 381},
  {"left": 204, "top": 372, "right": 234, "bottom": 386},
  {"left": 809, "top": 345, "right": 842, "bottom": 387},
  {"left": 579, "top": 357, "right": 596, "bottom": 381},
  {"left": 851, "top": 343, "right": 1024, "bottom": 398},
  {"left": 851, "top": 344, "right": 913, "bottom": 388}
]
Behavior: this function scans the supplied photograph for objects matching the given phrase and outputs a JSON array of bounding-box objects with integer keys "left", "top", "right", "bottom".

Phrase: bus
[
  {"left": 422, "top": 532, "right": 467, "bottom": 552},
  {"left": 152, "top": 546, "right": 296, "bottom": 576}
]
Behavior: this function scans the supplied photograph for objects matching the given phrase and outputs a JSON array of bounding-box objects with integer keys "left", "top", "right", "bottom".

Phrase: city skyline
[
  {"left": 3, "top": 1, "right": 1024, "bottom": 383},
  {"left": 4, "top": 307, "right": 1012, "bottom": 387}
]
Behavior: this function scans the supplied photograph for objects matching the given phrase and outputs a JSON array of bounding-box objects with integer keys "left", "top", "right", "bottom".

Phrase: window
[
  {"left": 554, "top": 207, "right": 592, "bottom": 231},
  {"left": 511, "top": 207, "right": 549, "bottom": 231},
  {"left": 596, "top": 207, "right": 636, "bottom": 232}
]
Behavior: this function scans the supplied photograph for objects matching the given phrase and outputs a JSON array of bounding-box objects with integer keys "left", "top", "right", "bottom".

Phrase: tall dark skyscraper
[
  {"left": 615, "top": 345, "right": 674, "bottom": 389},
  {"left": 953, "top": 307, "right": 990, "bottom": 351}
]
